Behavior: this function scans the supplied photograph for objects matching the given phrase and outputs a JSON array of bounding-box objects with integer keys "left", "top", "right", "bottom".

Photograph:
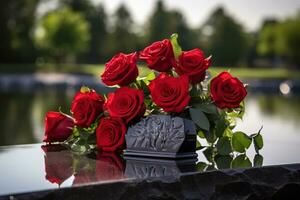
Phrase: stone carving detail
[{"left": 126, "top": 115, "right": 194, "bottom": 153}]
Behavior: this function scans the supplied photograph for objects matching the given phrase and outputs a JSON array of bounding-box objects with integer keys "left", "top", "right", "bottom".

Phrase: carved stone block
[{"left": 124, "top": 115, "right": 197, "bottom": 159}]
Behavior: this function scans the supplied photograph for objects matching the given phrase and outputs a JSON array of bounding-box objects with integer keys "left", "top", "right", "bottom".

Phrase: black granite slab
[
  {"left": 1, "top": 144, "right": 300, "bottom": 200},
  {"left": 2, "top": 163, "right": 300, "bottom": 200}
]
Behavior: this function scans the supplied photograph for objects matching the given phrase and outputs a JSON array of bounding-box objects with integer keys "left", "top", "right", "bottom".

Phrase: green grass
[{"left": 1, "top": 64, "right": 300, "bottom": 79}]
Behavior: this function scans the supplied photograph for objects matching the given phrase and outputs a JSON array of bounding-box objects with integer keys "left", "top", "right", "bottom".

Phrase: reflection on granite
[
  {"left": 72, "top": 151, "right": 125, "bottom": 185},
  {"left": 42, "top": 145, "right": 126, "bottom": 186},
  {"left": 41, "top": 145, "right": 73, "bottom": 185},
  {"left": 0, "top": 144, "right": 300, "bottom": 200},
  {"left": 125, "top": 158, "right": 196, "bottom": 180},
  {"left": 4, "top": 164, "right": 300, "bottom": 200}
]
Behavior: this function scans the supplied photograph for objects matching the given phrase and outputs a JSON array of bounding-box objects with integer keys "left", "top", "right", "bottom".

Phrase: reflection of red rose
[
  {"left": 96, "top": 151, "right": 125, "bottom": 181},
  {"left": 105, "top": 87, "right": 145, "bottom": 123},
  {"left": 41, "top": 145, "right": 73, "bottom": 185},
  {"left": 72, "top": 151, "right": 125, "bottom": 185},
  {"left": 210, "top": 72, "right": 247, "bottom": 109},
  {"left": 140, "top": 39, "right": 176, "bottom": 72},
  {"left": 149, "top": 73, "right": 191, "bottom": 113},
  {"left": 96, "top": 117, "right": 126, "bottom": 152},
  {"left": 101, "top": 52, "right": 138, "bottom": 86},
  {"left": 43, "top": 112, "right": 74, "bottom": 143},
  {"left": 175, "top": 49, "right": 211, "bottom": 84},
  {"left": 71, "top": 90, "right": 104, "bottom": 127}
]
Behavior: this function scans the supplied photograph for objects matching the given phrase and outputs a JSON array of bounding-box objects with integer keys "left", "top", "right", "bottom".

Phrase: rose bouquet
[{"left": 43, "top": 34, "right": 263, "bottom": 158}]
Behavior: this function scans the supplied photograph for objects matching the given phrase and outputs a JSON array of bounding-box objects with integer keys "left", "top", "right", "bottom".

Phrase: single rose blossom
[
  {"left": 175, "top": 48, "right": 211, "bottom": 84},
  {"left": 210, "top": 71, "right": 247, "bottom": 109},
  {"left": 139, "top": 39, "right": 176, "bottom": 72},
  {"left": 71, "top": 89, "right": 104, "bottom": 127},
  {"left": 96, "top": 117, "right": 126, "bottom": 152},
  {"left": 149, "top": 73, "right": 191, "bottom": 113},
  {"left": 41, "top": 145, "right": 73, "bottom": 185},
  {"left": 101, "top": 52, "right": 138, "bottom": 86},
  {"left": 105, "top": 87, "right": 145, "bottom": 123},
  {"left": 43, "top": 112, "right": 74, "bottom": 143}
]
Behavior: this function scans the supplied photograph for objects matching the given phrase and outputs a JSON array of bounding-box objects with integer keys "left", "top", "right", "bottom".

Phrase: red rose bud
[
  {"left": 96, "top": 117, "right": 126, "bottom": 152},
  {"left": 101, "top": 52, "right": 138, "bottom": 86},
  {"left": 149, "top": 73, "right": 191, "bottom": 113},
  {"left": 175, "top": 48, "right": 211, "bottom": 84},
  {"left": 105, "top": 87, "right": 145, "bottom": 123},
  {"left": 43, "top": 112, "right": 74, "bottom": 143},
  {"left": 210, "top": 72, "right": 247, "bottom": 109},
  {"left": 139, "top": 39, "right": 176, "bottom": 72},
  {"left": 71, "top": 89, "right": 104, "bottom": 127},
  {"left": 41, "top": 145, "right": 73, "bottom": 185}
]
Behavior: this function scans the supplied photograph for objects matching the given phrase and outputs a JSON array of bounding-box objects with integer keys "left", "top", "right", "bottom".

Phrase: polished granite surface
[{"left": 0, "top": 143, "right": 300, "bottom": 197}]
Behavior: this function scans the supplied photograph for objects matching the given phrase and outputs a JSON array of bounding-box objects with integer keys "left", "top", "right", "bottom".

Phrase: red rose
[
  {"left": 101, "top": 52, "right": 138, "bottom": 86},
  {"left": 71, "top": 89, "right": 104, "bottom": 127},
  {"left": 96, "top": 117, "right": 126, "bottom": 152},
  {"left": 149, "top": 73, "right": 191, "bottom": 113},
  {"left": 43, "top": 112, "right": 74, "bottom": 143},
  {"left": 175, "top": 48, "right": 211, "bottom": 84},
  {"left": 41, "top": 145, "right": 73, "bottom": 185},
  {"left": 210, "top": 72, "right": 247, "bottom": 109},
  {"left": 105, "top": 87, "right": 145, "bottom": 123},
  {"left": 139, "top": 39, "right": 176, "bottom": 72}
]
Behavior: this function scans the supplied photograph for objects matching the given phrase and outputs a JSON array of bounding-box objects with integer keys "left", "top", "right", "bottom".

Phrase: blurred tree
[
  {"left": 0, "top": 0, "right": 40, "bottom": 63},
  {"left": 257, "top": 19, "right": 279, "bottom": 64},
  {"left": 146, "top": 0, "right": 197, "bottom": 49},
  {"left": 202, "top": 7, "right": 248, "bottom": 66},
  {"left": 36, "top": 7, "right": 90, "bottom": 63},
  {"left": 60, "top": 0, "right": 108, "bottom": 63},
  {"left": 276, "top": 16, "right": 300, "bottom": 68},
  {"left": 106, "top": 4, "right": 138, "bottom": 57},
  {"left": 146, "top": 0, "right": 171, "bottom": 42},
  {"left": 257, "top": 15, "right": 300, "bottom": 68}
]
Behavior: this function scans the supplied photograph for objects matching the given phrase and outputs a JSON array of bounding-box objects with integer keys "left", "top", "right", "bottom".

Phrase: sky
[{"left": 92, "top": 0, "right": 300, "bottom": 31}]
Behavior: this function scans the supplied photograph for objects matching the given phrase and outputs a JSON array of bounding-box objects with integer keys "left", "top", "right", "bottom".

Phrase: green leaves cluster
[
  {"left": 190, "top": 99, "right": 264, "bottom": 161},
  {"left": 66, "top": 119, "right": 99, "bottom": 154}
]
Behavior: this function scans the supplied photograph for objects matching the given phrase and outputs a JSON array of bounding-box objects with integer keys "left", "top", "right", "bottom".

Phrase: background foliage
[{"left": 0, "top": 0, "right": 300, "bottom": 70}]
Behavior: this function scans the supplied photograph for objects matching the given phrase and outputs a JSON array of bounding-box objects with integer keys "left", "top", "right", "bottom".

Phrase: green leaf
[
  {"left": 224, "top": 128, "right": 233, "bottom": 138},
  {"left": 170, "top": 33, "right": 182, "bottom": 59},
  {"left": 204, "top": 130, "right": 217, "bottom": 144},
  {"left": 193, "top": 102, "right": 218, "bottom": 115},
  {"left": 254, "top": 154, "right": 264, "bottom": 167},
  {"left": 231, "top": 154, "right": 252, "bottom": 168},
  {"left": 197, "top": 130, "right": 205, "bottom": 138},
  {"left": 238, "top": 101, "right": 245, "bottom": 119},
  {"left": 215, "top": 155, "right": 233, "bottom": 169},
  {"left": 215, "top": 118, "right": 227, "bottom": 137},
  {"left": 196, "top": 162, "right": 207, "bottom": 172},
  {"left": 189, "top": 108, "right": 210, "bottom": 131},
  {"left": 80, "top": 86, "right": 90, "bottom": 93},
  {"left": 254, "top": 133, "right": 264, "bottom": 153},
  {"left": 231, "top": 131, "right": 252, "bottom": 153},
  {"left": 203, "top": 147, "right": 215, "bottom": 162},
  {"left": 146, "top": 71, "right": 156, "bottom": 82},
  {"left": 216, "top": 137, "right": 232, "bottom": 155},
  {"left": 139, "top": 79, "right": 150, "bottom": 95},
  {"left": 196, "top": 140, "right": 203, "bottom": 150}
]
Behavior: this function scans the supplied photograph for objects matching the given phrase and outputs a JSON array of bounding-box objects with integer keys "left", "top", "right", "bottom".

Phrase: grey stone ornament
[{"left": 124, "top": 115, "right": 197, "bottom": 159}]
